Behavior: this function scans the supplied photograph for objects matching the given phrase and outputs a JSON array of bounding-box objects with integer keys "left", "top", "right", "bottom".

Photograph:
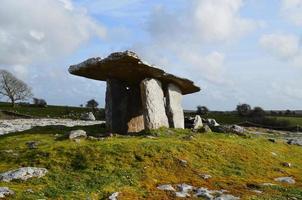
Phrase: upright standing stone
[
  {"left": 105, "top": 79, "right": 145, "bottom": 133},
  {"left": 140, "top": 78, "right": 169, "bottom": 130},
  {"left": 166, "top": 83, "right": 184, "bottom": 128}
]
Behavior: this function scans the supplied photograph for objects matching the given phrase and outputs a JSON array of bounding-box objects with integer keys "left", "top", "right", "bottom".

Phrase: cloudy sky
[{"left": 0, "top": 0, "right": 302, "bottom": 110}]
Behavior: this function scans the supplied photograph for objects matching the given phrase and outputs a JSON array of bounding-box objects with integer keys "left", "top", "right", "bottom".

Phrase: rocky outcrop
[
  {"left": 140, "top": 79, "right": 169, "bottom": 130},
  {"left": 80, "top": 112, "right": 96, "bottom": 121},
  {"left": 0, "top": 119, "right": 104, "bottom": 136},
  {"left": 274, "top": 177, "right": 295, "bottom": 184},
  {"left": 287, "top": 139, "right": 302, "bottom": 146},
  {"left": 193, "top": 115, "right": 203, "bottom": 130},
  {"left": 0, "top": 167, "right": 48, "bottom": 182},
  {"left": 165, "top": 84, "right": 184, "bottom": 128},
  {"left": 69, "top": 130, "right": 87, "bottom": 140},
  {"left": 0, "top": 187, "right": 14, "bottom": 198}
]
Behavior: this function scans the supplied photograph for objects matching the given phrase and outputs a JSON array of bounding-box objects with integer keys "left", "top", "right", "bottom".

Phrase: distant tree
[
  {"left": 33, "top": 98, "right": 47, "bottom": 107},
  {"left": 196, "top": 106, "right": 209, "bottom": 115},
  {"left": 236, "top": 103, "right": 251, "bottom": 117},
  {"left": 285, "top": 110, "right": 291, "bottom": 115},
  {"left": 80, "top": 104, "right": 83, "bottom": 107},
  {"left": 86, "top": 99, "right": 99, "bottom": 110},
  {"left": 0, "top": 70, "right": 33, "bottom": 107},
  {"left": 250, "top": 106, "right": 266, "bottom": 118}
]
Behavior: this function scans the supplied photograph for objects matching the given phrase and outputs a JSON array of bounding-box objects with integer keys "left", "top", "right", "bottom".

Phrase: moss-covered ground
[{"left": 0, "top": 126, "right": 301, "bottom": 199}]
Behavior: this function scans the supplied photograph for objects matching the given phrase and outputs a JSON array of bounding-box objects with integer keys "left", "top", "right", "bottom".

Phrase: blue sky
[{"left": 0, "top": 0, "right": 302, "bottom": 110}]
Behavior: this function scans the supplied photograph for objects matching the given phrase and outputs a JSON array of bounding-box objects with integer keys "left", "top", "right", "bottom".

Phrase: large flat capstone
[{"left": 69, "top": 51, "right": 200, "bottom": 95}]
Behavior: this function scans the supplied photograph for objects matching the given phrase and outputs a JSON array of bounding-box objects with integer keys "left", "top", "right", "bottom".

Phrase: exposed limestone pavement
[
  {"left": 0, "top": 167, "right": 48, "bottom": 182},
  {"left": 0, "top": 118, "right": 104, "bottom": 135},
  {"left": 0, "top": 187, "right": 14, "bottom": 198}
]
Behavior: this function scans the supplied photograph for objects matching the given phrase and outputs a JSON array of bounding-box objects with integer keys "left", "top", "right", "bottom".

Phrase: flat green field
[
  {"left": 270, "top": 116, "right": 302, "bottom": 126},
  {"left": 0, "top": 126, "right": 301, "bottom": 200},
  {"left": 0, "top": 102, "right": 104, "bottom": 119}
]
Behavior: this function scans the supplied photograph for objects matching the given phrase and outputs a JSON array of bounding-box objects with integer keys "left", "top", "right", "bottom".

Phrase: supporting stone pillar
[
  {"left": 165, "top": 83, "right": 185, "bottom": 128},
  {"left": 140, "top": 78, "right": 169, "bottom": 130},
  {"left": 105, "top": 79, "right": 145, "bottom": 134}
]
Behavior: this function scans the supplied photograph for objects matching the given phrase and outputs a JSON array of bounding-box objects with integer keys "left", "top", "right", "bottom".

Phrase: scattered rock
[
  {"left": 251, "top": 190, "right": 262, "bottom": 194},
  {"left": 206, "top": 119, "right": 220, "bottom": 127},
  {"left": 80, "top": 112, "right": 96, "bottom": 121},
  {"left": 200, "top": 174, "right": 212, "bottom": 180},
  {"left": 25, "top": 189, "right": 34, "bottom": 193},
  {"left": 193, "top": 115, "right": 203, "bottom": 130},
  {"left": 26, "top": 141, "right": 39, "bottom": 149},
  {"left": 271, "top": 152, "right": 277, "bottom": 156},
  {"left": 69, "top": 130, "right": 87, "bottom": 140},
  {"left": 287, "top": 139, "right": 302, "bottom": 146},
  {"left": 0, "top": 119, "right": 104, "bottom": 136},
  {"left": 215, "top": 194, "right": 240, "bottom": 200},
  {"left": 146, "top": 135, "right": 157, "bottom": 139},
  {"left": 195, "top": 187, "right": 214, "bottom": 199},
  {"left": 175, "top": 191, "right": 190, "bottom": 198},
  {"left": 87, "top": 136, "right": 104, "bottom": 141},
  {"left": 0, "top": 167, "right": 48, "bottom": 182},
  {"left": 282, "top": 162, "right": 292, "bottom": 168},
  {"left": 261, "top": 183, "right": 276, "bottom": 186},
  {"left": 108, "top": 192, "right": 119, "bottom": 200},
  {"left": 0, "top": 187, "right": 14, "bottom": 198},
  {"left": 157, "top": 184, "right": 176, "bottom": 191},
  {"left": 268, "top": 138, "right": 276, "bottom": 143},
  {"left": 179, "top": 159, "right": 188, "bottom": 167},
  {"left": 197, "top": 124, "right": 212, "bottom": 133},
  {"left": 230, "top": 125, "right": 245, "bottom": 134},
  {"left": 274, "top": 177, "right": 295, "bottom": 184},
  {"left": 177, "top": 183, "right": 194, "bottom": 192}
]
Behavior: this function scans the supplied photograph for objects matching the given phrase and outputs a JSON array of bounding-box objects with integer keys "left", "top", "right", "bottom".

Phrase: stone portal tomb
[{"left": 69, "top": 51, "right": 200, "bottom": 133}]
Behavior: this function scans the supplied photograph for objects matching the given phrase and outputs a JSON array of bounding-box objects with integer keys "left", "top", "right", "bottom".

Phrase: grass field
[
  {"left": 0, "top": 126, "right": 301, "bottom": 199},
  {"left": 0, "top": 102, "right": 104, "bottom": 120},
  {"left": 270, "top": 116, "right": 302, "bottom": 126}
]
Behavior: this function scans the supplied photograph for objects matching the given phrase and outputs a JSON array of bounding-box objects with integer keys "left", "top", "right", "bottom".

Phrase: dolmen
[{"left": 69, "top": 51, "right": 200, "bottom": 134}]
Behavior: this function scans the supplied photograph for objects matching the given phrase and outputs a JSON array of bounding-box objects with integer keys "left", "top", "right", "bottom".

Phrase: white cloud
[
  {"left": 0, "top": 0, "right": 106, "bottom": 66},
  {"left": 281, "top": 0, "right": 302, "bottom": 26},
  {"left": 259, "top": 33, "right": 300, "bottom": 59}
]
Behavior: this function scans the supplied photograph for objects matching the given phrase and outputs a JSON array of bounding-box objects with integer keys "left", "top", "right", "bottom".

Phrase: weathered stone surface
[
  {"left": 140, "top": 79, "right": 169, "bottom": 130},
  {"left": 0, "top": 119, "right": 104, "bottom": 136},
  {"left": 193, "top": 115, "right": 203, "bottom": 130},
  {"left": 157, "top": 184, "right": 176, "bottom": 191},
  {"left": 287, "top": 139, "right": 302, "bottom": 146},
  {"left": 0, "top": 187, "right": 14, "bottom": 198},
  {"left": 69, "top": 130, "right": 87, "bottom": 140},
  {"left": 0, "top": 167, "right": 48, "bottom": 182},
  {"left": 274, "top": 177, "right": 295, "bottom": 184},
  {"left": 105, "top": 79, "right": 144, "bottom": 133},
  {"left": 80, "top": 112, "right": 96, "bottom": 121},
  {"left": 69, "top": 51, "right": 200, "bottom": 95},
  {"left": 166, "top": 84, "right": 184, "bottom": 128},
  {"left": 108, "top": 192, "right": 119, "bottom": 200}
]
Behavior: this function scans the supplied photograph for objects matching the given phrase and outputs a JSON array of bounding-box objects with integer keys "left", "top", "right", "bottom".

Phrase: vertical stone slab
[
  {"left": 126, "top": 85, "right": 145, "bottom": 133},
  {"left": 105, "top": 79, "right": 128, "bottom": 133},
  {"left": 140, "top": 78, "right": 169, "bottom": 130},
  {"left": 105, "top": 79, "right": 145, "bottom": 134},
  {"left": 166, "top": 83, "right": 184, "bottom": 128}
]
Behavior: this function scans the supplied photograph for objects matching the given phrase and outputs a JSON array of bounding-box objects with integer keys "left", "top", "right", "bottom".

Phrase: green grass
[
  {"left": 0, "top": 102, "right": 104, "bottom": 119},
  {"left": 269, "top": 116, "right": 302, "bottom": 127},
  {"left": 0, "top": 127, "right": 301, "bottom": 199}
]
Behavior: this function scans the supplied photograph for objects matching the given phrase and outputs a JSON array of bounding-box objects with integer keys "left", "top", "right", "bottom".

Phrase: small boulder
[
  {"left": 200, "top": 174, "right": 212, "bottom": 180},
  {"left": 282, "top": 162, "right": 292, "bottom": 168},
  {"left": 0, "top": 187, "right": 14, "bottom": 198},
  {"left": 207, "top": 119, "right": 220, "bottom": 127},
  {"left": 230, "top": 125, "right": 245, "bottom": 135},
  {"left": 80, "top": 112, "right": 96, "bottom": 121},
  {"left": 214, "top": 194, "right": 240, "bottom": 200},
  {"left": 69, "top": 130, "right": 87, "bottom": 140},
  {"left": 287, "top": 139, "right": 302, "bottom": 146},
  {"left": 193, "top": 115, "right": 203, "bottom": 130},
  {"left": 26, "top": 141, "right": 39, "bottom": 149},
  {"left": 108, "top": 192, "right": 119, "bottom": 200},
  {"left": 157, "top": 184, "right": 175, "bottom": 191},
  {"left": 0, "top": 167, "right": 48, "bottom": 182},
  {"left": 197, "top": 125, "right": 212, "bottom": 133},
  {"left": 274, "top": 177, "right": 295, "bottom": 184}
]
